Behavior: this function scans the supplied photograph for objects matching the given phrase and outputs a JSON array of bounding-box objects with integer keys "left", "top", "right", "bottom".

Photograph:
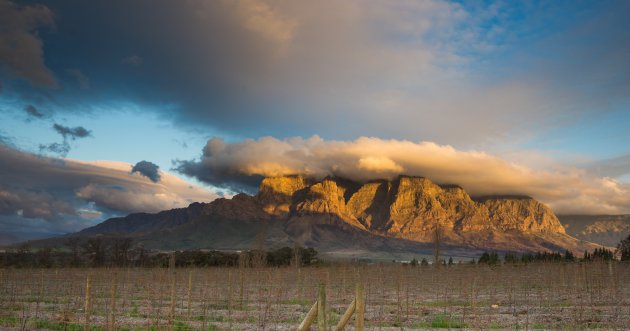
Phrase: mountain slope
[
  {"left": 47, "top": 175, "right": 600, "bottom": 257},
  {"left": 559, "top": 214, "right": 630, "bottom": 247}
]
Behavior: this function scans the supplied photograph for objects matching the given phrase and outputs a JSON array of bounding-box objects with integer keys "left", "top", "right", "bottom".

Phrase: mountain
[
  {"left": 559, "top": 214, "right": 630, "bottom": 247},
  {"left": 42, "top": 175, "right": 600, "bottom": 258}
]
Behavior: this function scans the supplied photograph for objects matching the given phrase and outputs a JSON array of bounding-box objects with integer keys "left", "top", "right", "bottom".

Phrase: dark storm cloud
[
  {"left": 53, "top": 123, "right": 91, "bottom": 140},
  {"left": 0, "top": 0, "right": 56, "bottom": 87},
  {"left": 173, "top": 137, "right": 264, "bottom": 194},
  {"left": 1, "top": 1, "right": 629, "bottom": 146},
  {"left": 24, "top": 104, "right": 44, "bottom": 118},
  {"left": 131, "top": 160, "right": 160, "bottom": 183},
  {"left": 174, "top": 160, "right": 262, "bottom": 195},
  {"left": 7, "top": 0, "right": 624, "bottom": 144}
]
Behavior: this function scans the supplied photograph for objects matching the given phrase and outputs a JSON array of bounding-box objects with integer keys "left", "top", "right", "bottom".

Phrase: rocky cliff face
[
  {"left": 480, "top": 197, "right": 565, "bottom": 234},
  {"left": 256, "top": 175, "right": 566, "bottom": 242},
  {"left": 256, "top": 176, "right": 309, "bottom": 216}
]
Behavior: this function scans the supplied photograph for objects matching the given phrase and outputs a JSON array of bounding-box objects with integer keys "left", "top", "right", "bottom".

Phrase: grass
[
  {"left": 430, "top": 313, "right": 467, "bottom": 328},
  {"left": 172, "top": 320, "right": 192, "bottom": 331},
  {"left": 0, "top": 315, "right": 19, "bottom": 327},
  {"left": 409, "top": 314, "right": 467, "bottom": 329},
  {"left": 31, "top": 319, "right": 105, "bottom": 331},
  {"left": 281, "top": 298, "right": 311, "bottom": 305}
]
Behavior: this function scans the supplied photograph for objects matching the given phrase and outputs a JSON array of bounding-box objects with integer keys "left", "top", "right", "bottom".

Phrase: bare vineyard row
[{"left": 0, "top": 262, "right": 629, "bottom": 330}]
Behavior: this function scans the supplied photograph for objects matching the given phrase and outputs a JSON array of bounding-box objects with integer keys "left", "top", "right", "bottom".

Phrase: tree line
[
  {"left": 0, "top": 236, "right": 318, "bottom": 268},
  {"left": 474, "top": 233, "right": 630, "bottom": 265},
  {"left": 475, "top": 247, "right": 620, "bottom": 265}
]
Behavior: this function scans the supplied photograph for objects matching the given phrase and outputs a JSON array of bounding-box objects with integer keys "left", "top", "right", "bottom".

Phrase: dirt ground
[{"left": 0, "top": 262, "right": 628, "bottom": 330}]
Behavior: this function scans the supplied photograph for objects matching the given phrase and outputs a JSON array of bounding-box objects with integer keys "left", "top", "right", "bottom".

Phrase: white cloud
[{"left": 179, "top": 136, "right": 630, "bottom": 214}]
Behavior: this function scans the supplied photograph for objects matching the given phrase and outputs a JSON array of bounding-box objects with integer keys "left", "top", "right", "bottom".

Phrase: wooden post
[
  {"left": 239, "top": 268, "right": 244, "bottom": 309},
  {"left": 297, "top": 301, "right": 318, "bottom": 331},
  {"left": 355, "top": 283, "right": 365, "bottom": 331},
  {"left": 109, "top": 272, "right": 118, "bottom": 331},
  {"left": 187, "top": 270, "right": 193, "bottom": 318},
  {"left": 317, "top": 283, "right": 327, "bottom": 331},
  {"left": 334, "top": 298, "right": 356, "bottom": 331},
  {"left": 170, "top": 271, "right": 176, "bottom": 326},
  {"left": 84, "top": 274, "right": 92, "bottom": 331}
]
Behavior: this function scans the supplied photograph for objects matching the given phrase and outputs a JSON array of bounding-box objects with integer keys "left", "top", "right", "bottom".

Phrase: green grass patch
[
  {"left": 430, "top": 313, "right": 466, "bottom": 329},
  {"left": 488, "top": 321, "right": 504, "bottom": 329},
  {"left": 31, "top": 319, "right": 105, "bottom": 331},
  {"left": 281, "top": 298, "right": 311, "bottom": 305},
  {"left": 0, "top": 315, "right": 19, "bottom": 327},
  {"left": 172, "top": 320, "right": 191, "bottom": 331}
]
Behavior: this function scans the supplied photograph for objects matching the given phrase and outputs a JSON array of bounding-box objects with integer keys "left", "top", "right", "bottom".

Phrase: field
[{"left": 0, "top": 262, "right": 629, "bottom": 330}]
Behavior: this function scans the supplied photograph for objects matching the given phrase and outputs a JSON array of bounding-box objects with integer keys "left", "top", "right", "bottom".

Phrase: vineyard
[{"left": 0, "top": 262, "right": 629, "bottom": 330}]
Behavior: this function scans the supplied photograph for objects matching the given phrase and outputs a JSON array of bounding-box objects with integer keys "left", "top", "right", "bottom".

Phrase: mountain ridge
[{"left": 57, "top": 174, "right": 602, "bottom": 258}]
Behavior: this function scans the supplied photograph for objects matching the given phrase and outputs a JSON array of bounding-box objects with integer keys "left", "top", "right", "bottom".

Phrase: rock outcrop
[
  {"left": 256, "top": 175, "right": 566, "bottom": 242},
  {"left": 256, "top": 175, "right": 309, "bottom": 216},
  {"left": 69, "top": 174, "right": 594, "bottom": 255}
]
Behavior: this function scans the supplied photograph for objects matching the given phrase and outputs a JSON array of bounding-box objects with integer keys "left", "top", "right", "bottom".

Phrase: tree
[
  {"left": 433, "top": 222, "right": 443, "bottom": 267},
  {"left": 504, "top": 252, "right": 519, "bottom": 264},
  {"left": 64, "top": 237, "right": 82, "bottom": 267},
  {"left": 478, "top": 251, "right": 499, "bottom": 265},
  {"left": 564, "top": 250, "right": 575, "bottom": 262},
  {"left": 82, "top": 237, "right": 107, "bottom": 267},
  {"left": 36, "top": 248, "right": 53, "bottom": 268},
  {"left": 410, "top": 258, "right": 418, "bottom": 267},
  {"left": 420, "top": 258, "right": 429, "bottom": 266},
  {"left": 616, "top": 234, "right": 630, "bottom": 261},
  {"left": 110, "top": 237, "right": 133, "bottom": 267},
  {"left": 592, "top": 247, "right": 614, "bottom": 261}
]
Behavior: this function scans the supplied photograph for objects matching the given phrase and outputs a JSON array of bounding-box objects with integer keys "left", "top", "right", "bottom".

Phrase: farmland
[{"left": 0, "top": 262, "right": 629, "bottom": 330}]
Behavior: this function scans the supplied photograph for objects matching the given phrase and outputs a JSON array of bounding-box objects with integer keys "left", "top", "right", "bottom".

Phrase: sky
[{"left": 1, "top": 0, "right": 630, "bottom": 242}]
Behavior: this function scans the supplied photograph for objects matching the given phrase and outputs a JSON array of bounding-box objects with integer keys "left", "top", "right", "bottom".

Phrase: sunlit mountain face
[{"left": 1, "top": 0, "right": 630, "bottom": 244}]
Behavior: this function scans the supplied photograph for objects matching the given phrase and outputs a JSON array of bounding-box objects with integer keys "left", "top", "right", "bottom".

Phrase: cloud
[
  {"left": 0, "top": 188, "right": 75, "bottom": 220},
  {"left": 230, "top": 0, "right": 297, "bottom": 52},
  {"left": 0, "top": 0, "right": 56, "bottom": 87},
  {"left": 0, "top": 144, "right": 218, "bottom": 235},
  {"left": 53, "top": 123, "right": 91, "bottom": 140},
  {"left": 176, "top": 136, "right": 630, "bottom": 215},
  {"left": 65, "top": 69, "right": 90, "bottom": 89},
  {"left": 39, "top": 142, "right": 70, "bottom": 157},
  {"left": 131, "top": 160, "right": 161, "bottom": 183},
  {"left": 4, "top": 1, "right": 628, "bottom": 146},
  {"left": 586, "top": 154, "right": 630, "bottom": 179},
  {"left": 24, "top": 104, "right": 44, "bottom": 118},
  {"left": 122, "top": 55, "right": 143, "bottom": 66},
  {"left": 0, "top": 131, "right": 13, "bottom": 147},
  {"left": 39, "top": 123, "right": 92, "bottom": 156}
]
